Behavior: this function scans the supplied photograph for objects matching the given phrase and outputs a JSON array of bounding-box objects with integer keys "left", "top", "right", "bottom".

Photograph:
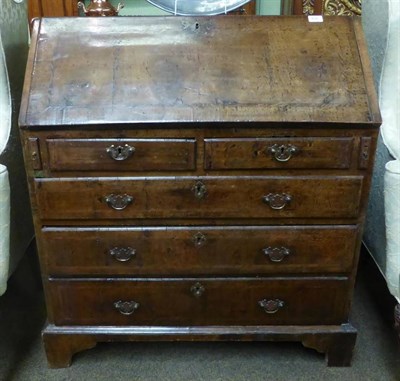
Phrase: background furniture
[
  {"left": 27, "top": 0, "right": 366, "bottom": 20},
  {"left": 29, "top": 0, "right": 79, "bottom": 19},
  {"left": 0, "top": 0, "right": 34, "bottom": 296},
  {"left": 362, "top": 0, "right": 400, "bottom": 335},
  {"left": 289, "top": 0, "right": 361, "bottom": 15},
  {"left": 20, "top": 16, "right": 379, "bottom": 368},
  {"left": 28, "top": 0, "right": 257, "bottom": 19}
]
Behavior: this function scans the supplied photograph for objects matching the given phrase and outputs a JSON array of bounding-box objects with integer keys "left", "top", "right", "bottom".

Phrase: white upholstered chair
[
  {"left": 0, "top": 28, "right": 11, "bottom": 295},
  {"left": 0, "top": 0, "right": 33, "bottom": 296},
  {"left": 363, "top": 0, "right": 400, "bottom": 332}
]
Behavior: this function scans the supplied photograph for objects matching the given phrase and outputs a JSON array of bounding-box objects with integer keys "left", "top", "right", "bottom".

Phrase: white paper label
[{"left": 308, "top": 15, "right": 324, "bottom": 23}]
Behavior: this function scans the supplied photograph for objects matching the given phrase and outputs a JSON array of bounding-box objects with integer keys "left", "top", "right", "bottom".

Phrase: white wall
[
  {"left": 118, "top": 0, "right": 169, "bottom": 15},
  {"left": 258, "top": 0, "right": 282, "bottom": 15}
]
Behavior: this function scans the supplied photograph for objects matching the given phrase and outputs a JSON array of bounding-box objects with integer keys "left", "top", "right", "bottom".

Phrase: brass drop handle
[
  {"left": 104, "top": 194, "right": 134, "bottom": 210},
  {"left": 258, "top": 299, "right": 285, "bottom": 314},
  {"left": 192, "top": 181, "right": 207, "bottom": 200},
  {"left": 263, "top": 193, "right": 292, "bottom": 210},
  {"left": 106, "top": 144, "right": 135, "bottom": 161},
  {"left": 190, "top": 282, "right": 205, "bottom": 297},
  {"left": 109, "top": 247, "right": 136, "bottom": 262},
  {"left": 114, "top": 300, "right": 140, "bottom": 315},
  {"left": 263, "top": 247, "right": 291, "bottom": 263},
  {"left": 267, "top": 144, "right": 298, "bottom": 162},
  {"left": 192, "top": 232, "right": 207, "bottom": 247}
]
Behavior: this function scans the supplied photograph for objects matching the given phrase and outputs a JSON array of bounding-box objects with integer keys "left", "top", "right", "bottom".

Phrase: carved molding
[
  {"left": 290, "top": 0, "right": 362, "bottom": 16},
  {"left": 303, "top": 0, "right": 316, "bottom": 15},
  {"left": 324, "top": 0, "right": 362, "bottom": 16}
]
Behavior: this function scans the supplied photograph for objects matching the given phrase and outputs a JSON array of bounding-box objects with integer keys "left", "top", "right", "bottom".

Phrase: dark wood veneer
[
  {"left": 41, "top": 225, "right": 358, "bottom": 276},
  {"left": 46, "top": 138, "right": 197, "bottom": 172},
  {"left": 205, "top": 137, "right": 354, "bottom": 170},
  {"left": 34, "top": 176, "right": 363, "bottom": 220},
  {"left": 48, "top": 277, "right": 350, "bottom": 326}
]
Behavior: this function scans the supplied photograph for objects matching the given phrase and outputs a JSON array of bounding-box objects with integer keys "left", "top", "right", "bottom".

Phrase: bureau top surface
[{"left": 20, "top": 16, "right": 380, "bottom": 128}]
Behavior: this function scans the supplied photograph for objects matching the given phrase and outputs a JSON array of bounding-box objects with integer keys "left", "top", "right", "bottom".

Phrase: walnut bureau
[{"left": 19, "top": 16, "right": 380, "bottom": 368}]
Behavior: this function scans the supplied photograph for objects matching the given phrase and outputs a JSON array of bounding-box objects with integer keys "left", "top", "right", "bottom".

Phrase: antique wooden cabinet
[{"left": 19, "top": 16, "right": 380, "bottom": 368}]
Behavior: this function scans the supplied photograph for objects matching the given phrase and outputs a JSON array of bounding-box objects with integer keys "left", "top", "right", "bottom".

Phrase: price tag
[{"left": 308, "top": 15, "right": 324, "bottom": 22}]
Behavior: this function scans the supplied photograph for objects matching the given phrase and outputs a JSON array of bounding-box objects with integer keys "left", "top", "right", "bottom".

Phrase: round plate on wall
[{"left": 146, "top": 0, "right": 252, "bottom": 15}]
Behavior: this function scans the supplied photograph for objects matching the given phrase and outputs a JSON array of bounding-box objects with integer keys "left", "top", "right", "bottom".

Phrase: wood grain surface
[{"left": 20, "top": 16, "right": 377, "bottom": 127}]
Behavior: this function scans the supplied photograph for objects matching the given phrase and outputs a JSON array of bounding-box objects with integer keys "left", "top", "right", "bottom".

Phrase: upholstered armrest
[
  {"left": 380, "top": 0, "right": 399, "bottom": 162},
  {"left": 0, "top": 164, "right": 10, "bottom": 296},
  {"left": 384, "top": 160, "right": 400, "bottom": 302},
  {"left": 0, "top": 25, "right": 10, "bottom": 155},
  {"left": 0, "top": 18, "right": 11, "bottom": 296},
  {"left": 380, "top": 1, "right": 400, "bottom": 302}
]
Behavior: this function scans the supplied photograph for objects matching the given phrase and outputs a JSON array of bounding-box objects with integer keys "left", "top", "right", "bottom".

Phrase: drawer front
[
  {"left": 42, "top": 226, "right": 358, "bottom": 276},
  {"left": 49, "top": 278, "right": 349, "bottom": 326},
  {"left": 46, "top": 138, "right": 196, "bottom": 171},
  {"left": 204, "top": 137, "right": 354, "bottom": 170},
  {"left": 35, "top": 176, "right": 363, "bottom": 220}
]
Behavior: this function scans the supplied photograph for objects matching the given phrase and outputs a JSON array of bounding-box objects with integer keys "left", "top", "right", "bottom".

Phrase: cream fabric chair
[
  {"left": 0, "top": 0, "right": 33, "bottom": 296},
  {"left": 0, "top": 32, "right": 11, "bottom": 295},
  {"left": 380, "top": 0, "right": 400, "bottom": 303},
  {"left": 0, "top": 167, "right": 10, "bottom": 295},
  {"left": 363, "top": 0, "right": 400, "bottom": 322}
]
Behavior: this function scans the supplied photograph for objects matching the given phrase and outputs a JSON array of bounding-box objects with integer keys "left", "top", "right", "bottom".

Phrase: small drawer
[
  {"left": 48, "top": 277, "right": 350, "bottom": 326},
  {"left": 42, "top": 225, "right": 358, "bottom": 276},
  {"left": 46, "top": 138, "right": 196, "bottom": 172},
  {"left": 35, "top": 175, "right": 363, "bottom": 220},
  {"left": 204, "top": 137, "right": 354, "bottom": 170}
]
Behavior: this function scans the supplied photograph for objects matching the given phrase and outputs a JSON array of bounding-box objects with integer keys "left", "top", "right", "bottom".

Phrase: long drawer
[
  {"left": 48, "top": 277, "right": 350, "bottom": 326},
  {"left": 35, "top": 176, "right": 363, "bottom": 220},
  {"left": 42, "top": 225, "right": 358, "bottom": 276}
]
